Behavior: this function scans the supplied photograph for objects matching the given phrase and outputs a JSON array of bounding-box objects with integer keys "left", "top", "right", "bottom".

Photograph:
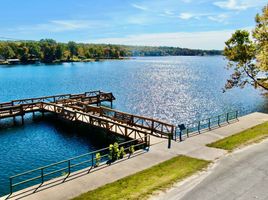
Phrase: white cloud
[
  {"left": 214, "top": 0, "right": 266, "bottom": 11},
  {"left": 208, "top": 14, "right": 229, "bottom": 23},
  {"left": 178, "top": 12, "right": 220, "bottom": 21},
  {"left": 164, "top": 10, "right": 174, "bottom": 16},
  {"left": 131, "top": 3, "right": 148, "bottom": 11},
  {"left": 84, "top": 28, "right": 253, "bottom": 50},
  {"left": 181, "top": 0, "right": 192, "bottom": 3},
  {"left": 16, "top": 20, "right": 106, "bottom": 33},
  {"left": 178, "top": 13, "right": 195, "bottom": 20}
]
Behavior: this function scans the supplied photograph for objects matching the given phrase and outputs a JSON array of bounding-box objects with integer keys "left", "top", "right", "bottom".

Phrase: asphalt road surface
[{"left": 155, "top": 139, "right": 268, "bottom": 200}]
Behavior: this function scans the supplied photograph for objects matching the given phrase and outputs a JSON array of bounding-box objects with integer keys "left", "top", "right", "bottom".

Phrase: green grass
[
  {"left": 207, "top": 121, "right": 268, "bottom": 151},
  {"left": 72, "top": 156, "right": 209, "bottom": 200}
]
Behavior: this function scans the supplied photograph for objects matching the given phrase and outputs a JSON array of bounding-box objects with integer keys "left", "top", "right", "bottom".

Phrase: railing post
[
  {"left": 198, "top": 121, "right": 201, "bottom": 133},
  {"left": 144, "top": 134, "right": 148, "bottom": 149},
  {"left": 236, "top": 110, "right": 238, "bottom": 119},
  {"left": 68, "top": 160, "right": 71, "bottom": 174},
  {"left": 10, "top": 177, "right": 13, "bottom": 194},
  {"left": 208, "top": 118, "right": 211, "bottom": 130},
  {"left": 227, "top": 112, "right": 229, "bottom": 123},
  {"left": 41, "top": 168, "right": 44, "bottom": 183},
  {"left": 171, "top": 126, "right": 175, "bottom": 140},
  {"left": 75, "top": 112, "right": 78, "bottom": 121},
  {"left": 91, "top": 154, "right": 94, "bottom": 167},
  {"left": 168, "top": 134, "right": 171, "bottom": 149},
  {"left": 151, "top": 120, "right": 155, "bottom": 134},
  {"left": 218, "top": 115, "right": 220, "bottom": 126}
]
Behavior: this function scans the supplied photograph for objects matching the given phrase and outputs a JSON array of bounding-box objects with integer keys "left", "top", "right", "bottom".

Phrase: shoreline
[
  {"left": 0, "top": 57, "right": 128, "bottom": 66},
  {"left": 0, "top": 55, "right": 223, "bottom": 66}
]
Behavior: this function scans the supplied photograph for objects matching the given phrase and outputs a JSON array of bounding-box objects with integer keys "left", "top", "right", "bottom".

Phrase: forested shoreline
[{"left": 0, "top": 39, "right": 222, "bottom": 64}]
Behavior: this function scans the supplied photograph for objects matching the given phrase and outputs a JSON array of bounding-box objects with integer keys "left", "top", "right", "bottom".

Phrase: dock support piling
[{"left": 21, "top": 115, "right": 24, "bottom": 125}]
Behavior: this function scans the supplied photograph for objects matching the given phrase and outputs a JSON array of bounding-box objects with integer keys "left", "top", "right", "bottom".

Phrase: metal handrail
[
  {"left": 176, "top": 110, "right": 239, "bottom": 141},
  {"left": 9, "top": 136, "right": 149, "bottom": 194}
]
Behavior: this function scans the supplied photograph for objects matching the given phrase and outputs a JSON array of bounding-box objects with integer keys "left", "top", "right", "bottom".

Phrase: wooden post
[
  {"left": 125, "top": 127, "right": 127, "bottom": 137},
  {"left": 151, "top": 120, "right": 154, "bottom": 134},
  {"left": 21, "top": 115, "right": 24, "bottom": 125}
]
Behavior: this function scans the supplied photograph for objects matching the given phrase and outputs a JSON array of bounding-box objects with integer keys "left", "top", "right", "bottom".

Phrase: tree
[
  {"left": 253, "top": 5, "right": 268, "bottom": 71},
  {"left": 55, "top": 44, "right": 64, "bottom": 60},
  {"left": 0, "top": 45, "right": 15, "bottom": 59},
  {"left": 40, "top": 39, "right": 57, "bottom": 63},
  {"left": 17, "top": 44, "right": 29, "bottom": 63},
  {"left": 67, "top": 41, "right": 78, "bottom": 58},
  {"left": 27, "top": 42, "right": 41, "bottom": 59},
  {"left": 224, "top": 4, "right": 268, "bottom": 91}
]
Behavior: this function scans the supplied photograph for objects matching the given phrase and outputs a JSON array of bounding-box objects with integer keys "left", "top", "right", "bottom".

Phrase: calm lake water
[{"left": 0, "top": 56, "right": 267, "bottom": 195}]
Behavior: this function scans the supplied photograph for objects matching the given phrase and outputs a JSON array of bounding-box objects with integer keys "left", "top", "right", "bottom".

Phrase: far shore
[
  {"left": 0, "top": 57, "right": 128, "bottom": 65},
  {"left": 0, "top": 55, "right": 223, "bottom": 66}
]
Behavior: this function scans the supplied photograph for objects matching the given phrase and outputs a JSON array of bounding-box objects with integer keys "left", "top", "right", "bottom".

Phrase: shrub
[
  {"left": 108, "top": 142, "right": 120, "bottom": 162},
  {"left": 129, "top": 145, "right": 135, "bottom": 156},
  {"left": 119, "top": 147, "right": 126, "bottom": 159},
  {"left": 95, "top": 153, "right": 101, "bottom": 167}
]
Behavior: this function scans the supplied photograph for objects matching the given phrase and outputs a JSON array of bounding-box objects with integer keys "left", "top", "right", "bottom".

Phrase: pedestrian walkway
[{"left": 2, "top": 112, "right": 268, "bottom": 200}]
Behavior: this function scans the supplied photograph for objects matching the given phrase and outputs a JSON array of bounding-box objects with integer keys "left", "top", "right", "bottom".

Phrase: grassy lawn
[
  {"left": 207, "top": 121, "right": 268, "bottom": 151},
  {"left": 73, "top": 156, "right": 209, "bottom": 200}
]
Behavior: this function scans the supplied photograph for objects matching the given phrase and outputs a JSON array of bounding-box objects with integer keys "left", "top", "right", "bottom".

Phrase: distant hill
[{"left": 121, "top": 45, "right": 222, "bottom": 56}]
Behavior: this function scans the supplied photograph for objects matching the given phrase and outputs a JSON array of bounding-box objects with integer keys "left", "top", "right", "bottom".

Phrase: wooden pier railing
[
  {"left": 66, "top": 103, "right": 175, "bottom": 139},
  {"left": 0, "top": 91, "right": 175, "bottom": 147},
  {"left": 0, "top": 91, "right": 115, "bottom": 107}
]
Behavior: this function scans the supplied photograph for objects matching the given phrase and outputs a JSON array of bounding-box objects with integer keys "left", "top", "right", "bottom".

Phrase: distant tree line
[
  {"left": 0, "top": 39, "right": 222, "bottom": 64},
  {"left": 125, "top": 46, "right": 222, "bottom": 56}
]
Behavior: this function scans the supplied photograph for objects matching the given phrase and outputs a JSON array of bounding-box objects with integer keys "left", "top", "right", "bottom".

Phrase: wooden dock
[{"left": 0, "top": 91, "right": 176, "bottom": 147}]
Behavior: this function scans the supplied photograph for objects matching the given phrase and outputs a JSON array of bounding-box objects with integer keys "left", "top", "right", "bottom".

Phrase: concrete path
[
  {"left": 153, "top": 138, "right": 268, "bottom": 200},
  {"left": 2, "top": 112, "right": 268, "bottom": 200}
]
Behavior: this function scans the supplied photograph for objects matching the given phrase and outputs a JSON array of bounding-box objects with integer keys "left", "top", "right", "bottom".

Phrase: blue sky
[{"left": 0, "top": 0, "right": 266, "bottom": 49}]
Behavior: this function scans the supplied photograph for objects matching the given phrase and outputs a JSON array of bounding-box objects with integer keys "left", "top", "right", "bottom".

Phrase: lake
[{"left": 0, "top": 56, "right": 267, "bottom": 195}]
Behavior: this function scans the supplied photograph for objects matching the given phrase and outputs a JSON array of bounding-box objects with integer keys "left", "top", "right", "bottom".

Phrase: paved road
[{"left": 155, "top": 139, "right": 268, "bottom": 200}]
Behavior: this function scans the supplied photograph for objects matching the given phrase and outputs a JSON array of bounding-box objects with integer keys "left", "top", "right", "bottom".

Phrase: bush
[
  {"left": 119, "top": 147, "right": 126, "bottom": 159},
  {"left": 108, "top": 142, "right": 120, "bottom": 162},
  {"left": 129, "top": 145, "right": 135, "bottom": 156},
  {"left": 95, "top": 153, "right": 101, "bottom": 167}
]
